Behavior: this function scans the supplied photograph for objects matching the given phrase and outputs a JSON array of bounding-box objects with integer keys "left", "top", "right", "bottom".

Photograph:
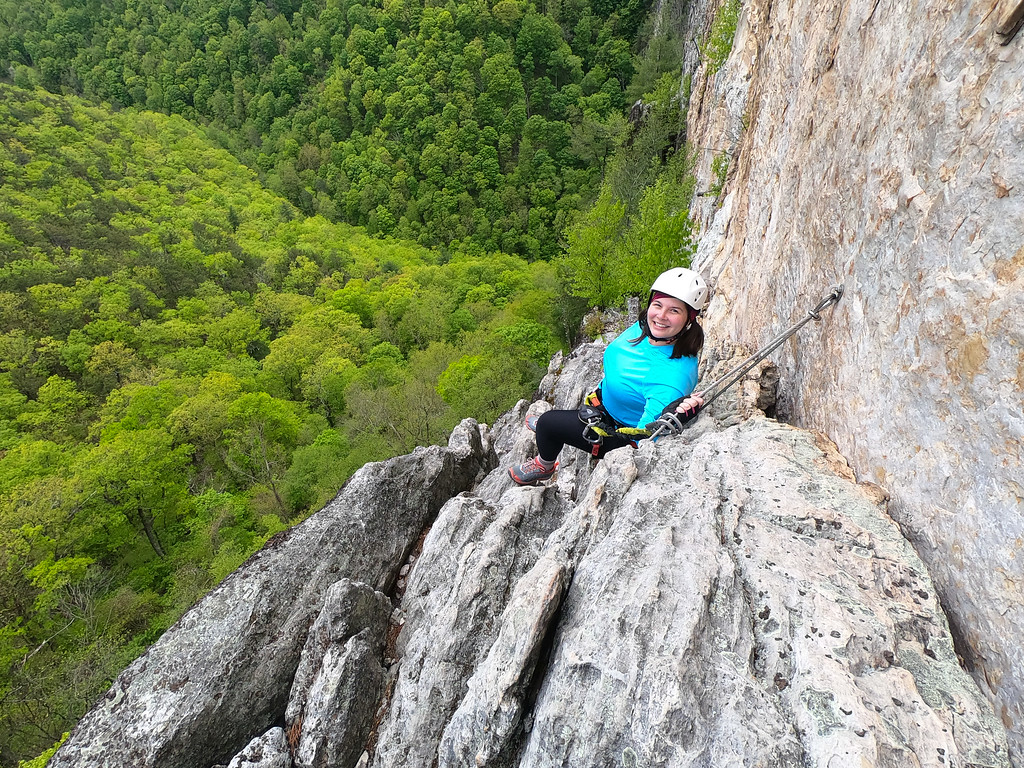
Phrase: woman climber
[{"left": 508, "top": 267, "right": 709, "bottom": 485}]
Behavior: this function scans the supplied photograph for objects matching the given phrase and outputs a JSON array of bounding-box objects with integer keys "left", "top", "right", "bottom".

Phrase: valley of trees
[
  {"left": 0, "top": 83, "right": 571, "bottom": 764},
  {"left": 0, "top": 0, "right": 723, "bottom": 761},
  {"left": 1, "top": 0, "right": 669, "bottom": 257}
]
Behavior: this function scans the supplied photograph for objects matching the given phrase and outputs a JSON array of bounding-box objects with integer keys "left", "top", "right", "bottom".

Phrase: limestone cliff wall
[{"left": 683, "top": 0, "right": 1024, "bottom": 758}]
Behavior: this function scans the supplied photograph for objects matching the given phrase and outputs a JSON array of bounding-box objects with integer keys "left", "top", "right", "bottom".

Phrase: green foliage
[
  {"left": 17, "top": 733, "right": 67, "bottom": 768},
  {"left": 561, "top": 173, "right": 695, "bottom": 307},
  {"left": 0, "top": 0, "right": 645, "bottom": 258},
  {"left": 618, "top": 176, "right": 695, "bottom": 294},
  {"left": 709, "top": 151, "right": 730, "bottom": 198},
  {"left": 559, "top": 74, "right": 697, "bottom": 309},
  {"left": 701, "top": 0, "right": 742, "bottom": 76},
  {"left": 607, "top": 73, "right": 686, "bottom": 210},
  {"left": 0, "top": 84, "right": 568, "bottom": 764},
  {"left": 560, "top": 186, "right": 626, "bottom": 308},
  {"left": 281, "top": 430, "right": 351, "bottom": 513},
  {"left": 624, "top": 5, "right": 687, "bottom": 106},
  {"left": 493, "top": 321, "right": 558, "bottom": 366},
  {"left": 436, "top": 339, "right": 540, "bottom": 424}
]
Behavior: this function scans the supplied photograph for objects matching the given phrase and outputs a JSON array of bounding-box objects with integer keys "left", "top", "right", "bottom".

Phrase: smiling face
[{"left": 647, "top": 295, "right": 690, "bottom": 342}]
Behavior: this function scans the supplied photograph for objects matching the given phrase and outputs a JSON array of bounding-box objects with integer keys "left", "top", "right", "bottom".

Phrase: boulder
[
  {"left": 372, "top": 487, "right": 564, "bottom": 767},
  {"left": 511, "top": 419, "right": 1007, "bottom": 766},
  {"left": 50, "top": 422, "right": 491, "bottom": 768},
  {"left": 224, "top": 729, "right": 291, "bottom": 768},
  {"left": 286, "top": 579, "right": 392, "bottom": 768}
]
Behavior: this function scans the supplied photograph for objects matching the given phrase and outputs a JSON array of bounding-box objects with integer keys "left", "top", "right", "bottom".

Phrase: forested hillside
[
  {"left": 0, "top": 83, "right": 571, "bottom": 765},
  {"left": 0, "top": 0, "right": 703, "bottom": 759},
  {"left": 0, "top": 0, "right": 678, "bottom": 257}
]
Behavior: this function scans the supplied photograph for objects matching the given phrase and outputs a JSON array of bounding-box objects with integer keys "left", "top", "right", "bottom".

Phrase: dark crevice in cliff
[
  {"left": 504, "top": 576, "right": 571, "bottom": 767},
  {"left": 363, "top": 524, "right": 433, "bottom": 764},
  {"left": 935, "top": 589, "right": 978, "bottom": 679}
]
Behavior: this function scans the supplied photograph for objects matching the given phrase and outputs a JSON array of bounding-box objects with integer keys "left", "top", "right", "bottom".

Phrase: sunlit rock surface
[
  {"left": 683, "top": 0, "right": 1024, "bottom": 756},
  {"left": 49, "top": 423, "right": 491, "bottom": 768}
]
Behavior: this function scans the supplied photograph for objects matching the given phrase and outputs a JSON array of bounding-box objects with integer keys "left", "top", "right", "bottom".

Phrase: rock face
[
  {"left": 54, "top": 336, "right": 1009, "bottom": 767},
  {"left": 50, "top": 422, "right": 491, "bottom": 768},
  {"left": 682, "top": 0, "right": 1024, "bottom": 757},
  {"left": 286, "top": 579, "right": 392, "bottom": 768},
  {"left": 373, "top": 344, "right": 1008, "bottom": 767}
]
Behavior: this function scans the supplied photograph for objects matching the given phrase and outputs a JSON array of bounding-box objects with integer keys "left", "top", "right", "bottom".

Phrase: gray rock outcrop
[
  {"left": 368, "top": 344, "right": 1008, "bottom": 766},
  {"left": 50, "top": 422, "right": 491, "bottom": 768},
  {"left": 681, "top": 0, "right": 1024, "bottom": 755}
]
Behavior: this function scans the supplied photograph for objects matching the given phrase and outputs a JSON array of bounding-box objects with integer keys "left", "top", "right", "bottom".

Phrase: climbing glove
[{"left": 645, "top": 396, "right": 702, "bottom": 437}]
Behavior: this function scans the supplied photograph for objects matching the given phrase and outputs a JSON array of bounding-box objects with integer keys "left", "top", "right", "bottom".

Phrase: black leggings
[{"left": 535, "top": 409, "right": 634, "bottom": 462}]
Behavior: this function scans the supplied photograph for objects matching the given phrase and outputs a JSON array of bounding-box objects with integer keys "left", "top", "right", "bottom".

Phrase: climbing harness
[
  {"left": 645, "top": 285, "right": 845, "bottom": 439},
  {"left": 577, "top": 390, "right": 650, "bottom": 456}
]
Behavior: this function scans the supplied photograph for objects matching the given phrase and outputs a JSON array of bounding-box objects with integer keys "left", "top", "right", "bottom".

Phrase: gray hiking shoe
[
  {"left": 525, "top": 414, "right": 540, "bottom": 432},
  {"left": 508, "top": 456, "right": 557, "bottom": 485}
]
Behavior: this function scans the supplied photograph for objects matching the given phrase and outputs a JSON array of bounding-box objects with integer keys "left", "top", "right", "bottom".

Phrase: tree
[
  {"left": 77, "top": 429, "right": 192, "bottom": 560},
  {"left": 15, "top": 376, "right": 89, "bottom": 442},
  {"left": 619, "top": 177, "right": 695, "bottom": 295},
  {"left": 435, "top": 330, "right": 545, "bottom": 424},
  {"left": 559, "top": 185, "right": 625, "bottom": 307},
  {"left": 82, "top": 340, "right": 140, "bottom": 397},
  {"left": 224, "top": 392, "right": 302, "bottom": 512},
  {"left": 570, "top": 110, "right": 625, "bottom": 174},
  {"left": 206, "top": 308, "right": 267, "bottom": 356},
  {"left": 166, "top": 371, "right": 243, "bottom": 482},
  {"left": 259, "top": 305, "right": 366, "bottom": 398},
  {"left": 279, "top": 429, "right": 351, "bottom": 513},
  {"left": 299, "top": 355, "right": 357, "bottom": 422}
]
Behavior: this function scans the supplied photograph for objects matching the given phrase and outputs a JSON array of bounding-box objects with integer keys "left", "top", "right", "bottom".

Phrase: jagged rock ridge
[
  {"left": 52, "top": 339, "right": 1010, "bottom": 767},
  {"left": 48, "top": 425, "right": 491, "bottom": 768}
]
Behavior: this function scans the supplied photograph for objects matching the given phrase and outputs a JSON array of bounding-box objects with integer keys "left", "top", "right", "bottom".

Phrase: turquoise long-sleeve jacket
[{"left": 598, "top": 322, "right": 699, "bottom": 429}]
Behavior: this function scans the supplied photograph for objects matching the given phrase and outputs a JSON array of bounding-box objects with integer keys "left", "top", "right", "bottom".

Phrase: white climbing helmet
[{"left": 650, "top": 267, "right": 709, "bottom": 312}]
